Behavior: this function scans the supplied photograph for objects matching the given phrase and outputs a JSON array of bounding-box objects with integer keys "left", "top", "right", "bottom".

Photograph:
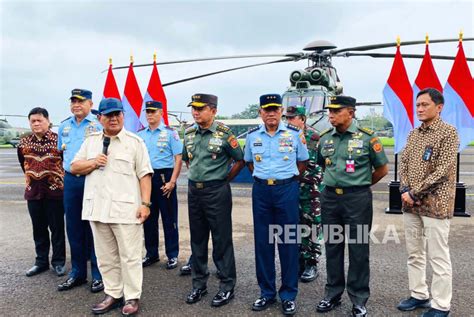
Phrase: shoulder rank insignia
[
  {"left": 165, "top": 125, "right": 175, "bottom": 131},
  {"left": 358, "top": 126, "right": 374, "bottom": 135},
  {"left": 185, "top": 126, "right": 197, "bottom": 135},
  {"left": 137, "top": 127, "right": 146, "bottom": 132},
  {"left": 248, "top": 126, "right": 259, "bottom": 134},
  {"left": 319, "top": 128, "right": 333, "bottom": 137},
  {"left": 286, "top": 123, "right": 300, "bottom": 131},
  {"left": 216, "top": 121, "right": 230, "bottom": 133}
]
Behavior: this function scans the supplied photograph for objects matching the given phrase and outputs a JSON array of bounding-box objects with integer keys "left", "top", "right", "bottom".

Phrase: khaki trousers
[
  {"left": 90, "top": 221, "right": 144, "bottom": 300},
  {"left": 403, "top": 212, "right": 452, "bottom": 311}
]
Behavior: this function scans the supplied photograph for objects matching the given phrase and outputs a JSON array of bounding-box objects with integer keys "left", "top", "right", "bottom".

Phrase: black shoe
[
  {"left": 53, "top": 265, "right": 66, "bottom": 277},
  {"left": 58, "top": 277, "right": 87, "bottom": 291},
  {"left": 142, "top": 256, "right": 159, "bottom": 267},
  {"left": 211, "top": 289, "right": 234, "bottom": 307},
  {"left": 421, "top": 308, "right": 450, "bottom": 317},
  {"left": 300, "top": 265, "right": 318, "bottom": 283},
  {"left": 252, "top": 297, "right": 276, "bottom": 311},
  {"left": 352, "top": 305, "right": 367, "bottom": 317},
  {"left": 180, "top": 263, "right": 192, "bottom": 276},
  {"left": 397, "top": 297, "right": 431, "bottom": 311},
  {"left": 166, "top": 257, "right": 178, "bottom": 270},
  {"left": 282, "top": 300, "right": 296, "bottom": 315},
  {"left": 316, "top": 297, "right": 342, "bottom": 312},
  {"left": 91, "top": 279, "right": 104, "bottom": 293},
  {"left": 26, "top": 265, "right": 48, "bottom": 277},
  {"left": 186, "top": 288, "right": 208, "bottom": 304}
]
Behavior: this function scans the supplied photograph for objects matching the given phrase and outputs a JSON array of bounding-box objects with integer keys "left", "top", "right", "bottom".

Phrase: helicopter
[
  {"left": 0, "top": 116, "right": 30, "bottom": 147},
  {"left": 111, "top": 37, "right": 473, "bottom": 132}
]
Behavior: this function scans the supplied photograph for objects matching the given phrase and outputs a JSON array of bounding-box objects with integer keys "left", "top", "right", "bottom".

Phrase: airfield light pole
[{"left": 454, "top": 152, "right": 470, "bottom": 217}]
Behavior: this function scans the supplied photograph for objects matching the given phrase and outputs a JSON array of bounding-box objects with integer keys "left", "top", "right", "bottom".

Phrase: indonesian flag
[
  {"left": 140, "top": 59, "right": 169, "bottom": 126},
  {"left": 103, "top": 63, "right": 121, "bottom": 99},
  {"left": 441, "top": 40, "right": 474, "bottom": 151},
  {"left": 412, "top": 44, "right": 442, "bottom": 127},
  {"left": 383, "top": 46, "right": 413, "bottom": 154},
  {"left": 122, "top": 62, "right": 143, "bottom": 132}
]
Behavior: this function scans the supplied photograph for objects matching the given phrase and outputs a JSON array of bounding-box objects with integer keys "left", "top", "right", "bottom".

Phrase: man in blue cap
[
  {"left": 71, "top": 97, "right": 153, "bottom": 316},
  {"left": 244, "top": 94, "right": 309, "bottom": 315},
  {"left": 57, "top": 89, "right": 103, "bottom": 293},
  {"left": 137, "top": 100, "right": 183, "bottom": 269}
]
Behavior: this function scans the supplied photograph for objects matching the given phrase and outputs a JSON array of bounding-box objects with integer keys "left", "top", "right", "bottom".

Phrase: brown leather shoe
[
  {"left": 122, "top": 299, "right": 139, "bottom": 316},
  {"left": 91, "top": 295, "right": 123, "bottom": 315}
]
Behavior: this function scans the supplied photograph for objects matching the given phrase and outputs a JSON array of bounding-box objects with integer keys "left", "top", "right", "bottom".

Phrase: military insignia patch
[
  {"left": 299, "top": 131, "right": 306, "bottom": 145},
  {"left": 228, "top": 136, "right": 239, "bottom": 149},
  {"left": 373, "top": 143, "right": 382, "bottom": 153}
]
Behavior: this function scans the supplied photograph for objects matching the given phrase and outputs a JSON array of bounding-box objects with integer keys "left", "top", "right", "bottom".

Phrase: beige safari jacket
[{"left": 73, "top": 128, "right": 153, "bottom": 224}]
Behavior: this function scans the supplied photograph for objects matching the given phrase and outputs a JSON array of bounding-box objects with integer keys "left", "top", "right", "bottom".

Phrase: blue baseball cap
[
  {"left": 98, "top": 98, "right": 124, "bottom": 115},
  {"left": 260, "top": 94, "right": 282, "bottom": 108},
  {"left": 70, "top": 88, "right": 92, "bottom": 100}
]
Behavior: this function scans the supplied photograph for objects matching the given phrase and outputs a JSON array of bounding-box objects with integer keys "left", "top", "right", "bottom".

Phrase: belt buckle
[
  {"left": 335, "top": 188, "right": 344, "bottom": 195},
  {"left": 196, "top": 182, "right": 204, "bottom": 189},
  {"left": 267, "top": 179, "right": 276, "bottom": 185}
]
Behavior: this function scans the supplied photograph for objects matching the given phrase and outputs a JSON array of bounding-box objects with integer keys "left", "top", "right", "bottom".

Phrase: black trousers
[
  {"left": 188, "top": 182, "right": 236, "bottom": 292},
  {"left": 321, "top": 188, "right": 373, "bottom": 306},
  {"left": 27, "top": 199, "right": 66, "bottom": 267}
]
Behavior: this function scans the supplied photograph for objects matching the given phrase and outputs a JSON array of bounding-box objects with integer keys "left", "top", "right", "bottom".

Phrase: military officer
[
  {"left": 57, "top": 89, "right": 104, "bottom": 293},
  {"left": 315, "top": 95, "right": 388, "bottom": 317},
  {"left": 182, "top": 93, "right": 244, "bottom": 307},
  {"left": 285, "top": 105, "right": 323, "bottom": 283},
  {"left": 137, "top": 100, "right": 183, "bottom": 269},
  {"left": 245, "top": 94, "right": 309, "bottom": 315}
]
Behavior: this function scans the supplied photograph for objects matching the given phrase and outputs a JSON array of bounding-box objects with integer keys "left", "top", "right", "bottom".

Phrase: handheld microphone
[{"left": 102, "top": 137, "right": 111, "bottom": 155}]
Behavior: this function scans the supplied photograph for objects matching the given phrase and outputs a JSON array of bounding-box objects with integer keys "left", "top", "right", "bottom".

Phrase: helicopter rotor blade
[
  {"left": 331, "top": 38, "right": 474, "bottom": 54},
  {"left": 162, "top": 57, "right": 298, "bottom": 87},
  {"left": 107, "top": 53, "right": 305, "bottom": 72},
  {"left": 337, "top": 52, "right": 474, "bottom": 61}
]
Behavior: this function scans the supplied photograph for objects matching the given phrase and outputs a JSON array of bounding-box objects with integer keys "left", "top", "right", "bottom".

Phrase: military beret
[
  {"left": 188, "top": 93, "right": 218, "bottom": 107},
  {"left": 144, "top": 100, "right": 163, "bottom": 110},
  {"left": 260, "top": 94, "right": 282, "bottom": 108},
  {"left": 70, "top": 88, "right": 92, "bottom": 100},
  {"left": 326, "top": 95, "right": 357, "bottom": 109},
  {"left": 285, "top": 105, "right": 306, "bottom": 117}
]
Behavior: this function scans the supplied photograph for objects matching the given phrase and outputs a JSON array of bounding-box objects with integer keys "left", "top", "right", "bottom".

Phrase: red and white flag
[
  {"left": 412, "top": 41, "right": 442, "bottom": 127},
  {"left": 141, "top": 57, "right": 169, "bottom": 126},
  {"left": 383, "top": 44, "right": 413, "bottom": 154},
  {"left": 122, "top": 61, "right": 143, "bottom": 132},
  {"left": 441, "top": 39, "right": 474, "bottom": 151}
]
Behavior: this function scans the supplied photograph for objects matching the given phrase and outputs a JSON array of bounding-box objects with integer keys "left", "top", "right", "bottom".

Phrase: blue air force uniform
[
  {"left": 57, "top": 89, "right": 102, "bottom": 284},
  {"left": 244, "top": 94, "right": 309, "bottom": 303},
  {"left": 137, "top": 101, "right": 183, "bottom": 263}
]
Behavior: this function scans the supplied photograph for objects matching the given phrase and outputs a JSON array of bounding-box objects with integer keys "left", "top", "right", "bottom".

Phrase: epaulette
[
  {"left": 319, "top": 128, "right": 333, "bottom": 137},
  {"left": 60, "top": 116, "right": 72, "bottom": 123},
  {"left": 358, "top": 126, "right": 374, "bottom": 135},
  {"left": 287, "top": 124, "right": 300, "bottom": 131},
  {"left": 137, "top": 127, "right": 146, "bottom": 132},
  {"left": 165, "top": 125, "right": 175, "bottom": 131},
  {"left": 248, "top": 126, "right": 259, "bottom": 134},
  {"left": 125, "top": 130, "right": 142, "bottom": 141},
  {"left": 216, "top": 122, "right": 230, "bottom": 133},
  {"left": 87, "top": 131, "right": 102, "bottom": 138},
  {"left": 185, "top": 126, "right": 197, "bottom": 135}
]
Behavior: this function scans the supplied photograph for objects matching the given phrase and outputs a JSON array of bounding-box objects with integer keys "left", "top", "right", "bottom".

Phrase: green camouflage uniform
[{"left": 299, "top": 125, "right": 323, "bottom": 267}]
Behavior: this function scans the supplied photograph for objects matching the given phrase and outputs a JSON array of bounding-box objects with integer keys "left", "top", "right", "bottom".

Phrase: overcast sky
[{"left": 1, "top": 0, "right": 473, "bottom": 127}]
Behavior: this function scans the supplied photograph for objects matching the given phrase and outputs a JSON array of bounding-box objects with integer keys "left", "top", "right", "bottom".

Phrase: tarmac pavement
[{"left": 1, "top": 147, "right": 473, "bottom": 316}]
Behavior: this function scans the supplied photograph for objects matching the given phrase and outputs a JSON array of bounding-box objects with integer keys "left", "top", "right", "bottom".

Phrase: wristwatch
[{"left": 141, "top": 201, "right": 152, "bottom": 208}]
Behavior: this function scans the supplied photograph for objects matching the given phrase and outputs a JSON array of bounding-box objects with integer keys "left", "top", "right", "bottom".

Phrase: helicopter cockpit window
[{"left": 283, "top": 92, "right": 326, "bottom": 116}]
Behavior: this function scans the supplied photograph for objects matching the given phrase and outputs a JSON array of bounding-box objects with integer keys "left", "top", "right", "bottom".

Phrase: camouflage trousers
[{"left": 299, "top": 184, "right": 322, "bottom": 267}]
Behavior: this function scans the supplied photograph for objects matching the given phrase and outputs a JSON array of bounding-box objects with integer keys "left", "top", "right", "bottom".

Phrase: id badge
[
  {"left": 346, "top": 159, "right": 355, "bottom": 173},
  {"left": 423, "top": 146, "right": 433, "bottom": 161}
]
